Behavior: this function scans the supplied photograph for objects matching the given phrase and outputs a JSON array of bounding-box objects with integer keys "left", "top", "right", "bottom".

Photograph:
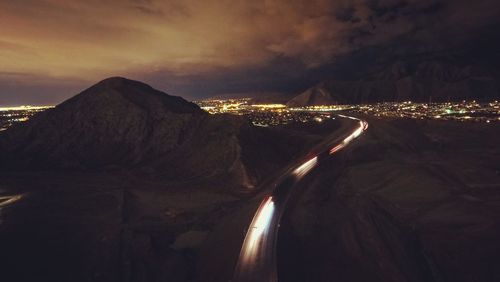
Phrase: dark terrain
[
  {"left": 0, "top": 77, "right": 341, "bottom": 282},
  {"left": 278, "top": 117, "right": 500, "bottom": 282}
]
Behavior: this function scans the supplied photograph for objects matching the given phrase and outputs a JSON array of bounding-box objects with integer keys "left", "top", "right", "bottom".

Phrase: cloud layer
[{"left": 1, "top": 0, "right": 499, "bottom": 104}]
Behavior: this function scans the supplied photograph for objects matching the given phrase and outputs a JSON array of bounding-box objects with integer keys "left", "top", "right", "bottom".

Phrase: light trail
[
  {"left": 329, "top": 119, "right": 368, "bottom": 155},
  {"left": 0, "top": 194, "right": 23, "bottom": 208},
  {"left": 234, "top": 195, "right": 278, "bottom": 282},
  {"left": 329, "top": 143, "right": 344, "bottom": 154},
  {"left": 244, "top": 196, "right": 275, "bottom": 259},
  {"left": 337, "top": 114, "right": 359, "bottom": 120},
  {"left": 292, "top": 157, "right": 318, "bottom": 179},
  {"left": 362, "top": 120, "right": 369, "bottom": 130}
]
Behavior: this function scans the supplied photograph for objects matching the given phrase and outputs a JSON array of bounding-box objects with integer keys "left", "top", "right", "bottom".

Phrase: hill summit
[
  {"left": 0, "top": 77, "right": 206, "bottom": 168},
  {"left": 68, "top": 77, "right": 203, "bottom": 114},
  {"left": 286, "top": 83, "right": 339, "bottom": 107}
]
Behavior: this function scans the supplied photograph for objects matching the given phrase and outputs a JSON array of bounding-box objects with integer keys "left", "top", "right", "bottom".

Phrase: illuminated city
[
  {"left": 2, "top": 100, "right": 498, "bottom": 133},
  {"left": 0, "top": 106, "right": 53, "bottom": 131},
  {"left": 195, "top": 98, "right": 500, "bottom": 126},
  {"left": 350, "top": 100, "right": 500, "bottom": 123}
]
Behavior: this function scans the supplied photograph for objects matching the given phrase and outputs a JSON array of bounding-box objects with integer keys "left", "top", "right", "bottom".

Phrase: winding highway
[{"left": 232, "top": 114, "right": 368, "bottom": 282}]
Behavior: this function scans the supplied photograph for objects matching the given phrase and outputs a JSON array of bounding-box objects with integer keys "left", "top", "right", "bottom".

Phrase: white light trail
[
  {"left": 0, "top": 194, "right": 23, "bottom": 208},
  {"left": 251, "top": 196, "right": 275, "bottom": 238},
  {"left": 329, "top": 143, "right": 344, "bottom": 154},
  {"left": 329, "top": 117, "right": 368, "bottom": 155},
  {"left": 337, "top": 114, "right": 359, "bottom": 120},
  {"left": 243, "top": 196, "right": 275, "bottom": 259},
  {"left": 362, "top": 121, "right": 369, "bottom": 130},
  {"left": 351, "top": 122, "right": 364, "bottom": 138},
  {"left": 293, "top": 157, "right": 318, "bottom": 179}
]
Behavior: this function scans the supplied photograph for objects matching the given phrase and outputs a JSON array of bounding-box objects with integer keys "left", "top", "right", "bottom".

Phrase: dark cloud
[{"left": 335, "top": 6, "right": 360, "bottom": 23}]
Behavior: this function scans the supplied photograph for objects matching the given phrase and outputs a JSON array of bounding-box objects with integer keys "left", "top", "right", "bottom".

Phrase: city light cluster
[
  {"left": 0, "top": 105, "right": 53, "bottom": 112},
  {"left": 0, "top": 105, "right": 53, "bottom": 131},
  {"left": 349, "top": 100, "right": 500, "bottom": 123},
  {"left": 0, "top": 99, "right": 497, "bottom": 133},
  {"left": 196, "top": 98, "right": 340, "bottom": 126},
  {"left": 196, "top": 98, "right": 253, "bottom": 114},
  {"left": 195, "top": 99, "right": 500, "bottom": 127},
  {"left": 289, "top": 105, "right": 354, "bottom": 112}
]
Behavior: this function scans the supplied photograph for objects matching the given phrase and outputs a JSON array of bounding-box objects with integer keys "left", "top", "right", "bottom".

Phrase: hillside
[{"left": 286, "top": 86, "right": 339, "bottom": 107}]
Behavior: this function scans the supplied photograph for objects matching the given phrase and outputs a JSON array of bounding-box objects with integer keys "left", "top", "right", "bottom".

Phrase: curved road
[{"left": 233, "top": 114, "right": 368, "bottom": 282}]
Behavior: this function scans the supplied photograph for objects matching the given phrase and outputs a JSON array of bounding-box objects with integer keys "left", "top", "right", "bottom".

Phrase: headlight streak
[
  {"left": 0, "top": 194, "right": 23, "bottom": 208},
  {"left": 0, "top": 194, "right": 23, "bottom": 225},
  {"left": 245, "top": 196, "right": 275, "bottom": 257},
  {"left": 238, "top": 196, "right": 276, "bottom": 267},
  {"left": 329, "top": 118, "right": 368, "bottom": 155},
  {"left": 362, "top": 121, "right": 369, "bottom": 130},
  {"left": 292, "top": 157, "right": 318, "bottom": 179}
]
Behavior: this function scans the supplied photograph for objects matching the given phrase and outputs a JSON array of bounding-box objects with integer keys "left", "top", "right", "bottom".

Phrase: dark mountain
[
  {"left": 286, "top": 86, "right": 339, "bottom": 107},
  {"left": 0, "top": 77, "right": 208, "bottom": 169},
  {"left": 288, "top": 60, "right": 500, "bottom": 106},
  {"left": 206, "top": 91, "right": 293, "bottom": 104}
]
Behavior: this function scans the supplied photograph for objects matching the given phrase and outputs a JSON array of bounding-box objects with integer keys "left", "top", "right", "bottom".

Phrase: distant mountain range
[{"left": 287, "top": 60, "right": 500, "bottom": 106}]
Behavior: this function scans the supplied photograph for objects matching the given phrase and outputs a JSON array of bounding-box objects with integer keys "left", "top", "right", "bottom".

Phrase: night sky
[{"left": 1, "top": 0, "right": 499, "bottom": 105}]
